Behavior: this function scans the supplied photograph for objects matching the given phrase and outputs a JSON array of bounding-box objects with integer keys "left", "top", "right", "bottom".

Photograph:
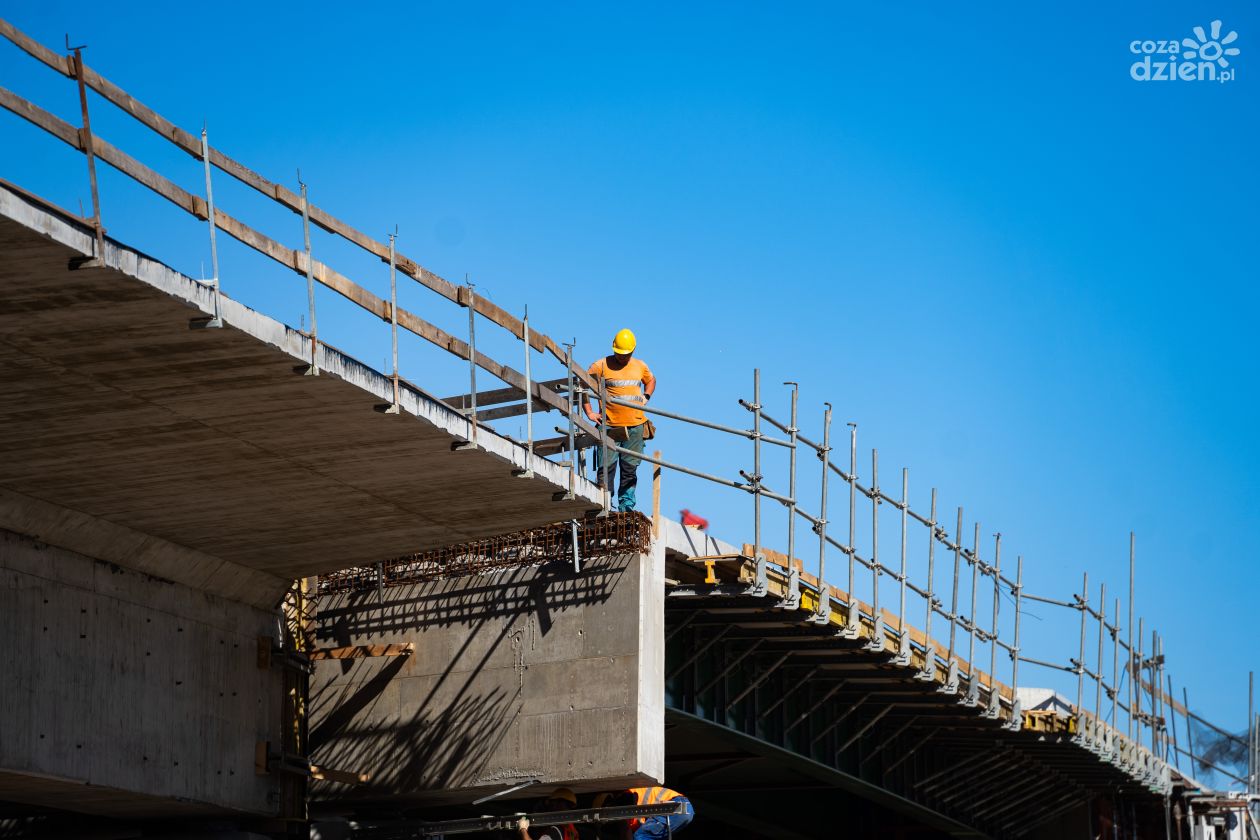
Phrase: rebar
[{"left": 318, "top": 513, "right": 651, "bottom": 593}]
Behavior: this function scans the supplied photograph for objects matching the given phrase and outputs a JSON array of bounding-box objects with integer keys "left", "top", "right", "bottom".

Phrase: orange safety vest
[
  {"left": 588, "top": 357, "right": 654, "bottom": 428},
  {"left": 628, "top": 786, "right": 684, "bottom": 827}
]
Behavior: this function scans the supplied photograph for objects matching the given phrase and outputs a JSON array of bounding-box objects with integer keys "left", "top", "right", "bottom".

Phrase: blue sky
[{"left": 2, "top": 1, "right": 1257, "bottom": 760}]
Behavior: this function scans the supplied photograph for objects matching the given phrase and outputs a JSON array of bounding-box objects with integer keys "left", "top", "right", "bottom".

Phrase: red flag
[{"left": 680, "top": 509, "right": 709, "bottom": 530}]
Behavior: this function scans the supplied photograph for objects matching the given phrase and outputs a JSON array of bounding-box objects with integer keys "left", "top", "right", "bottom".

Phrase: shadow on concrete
[
  {"left": 315, "top": 557, "right": 628, "bottom": 640},
  {"left": 309, "top": 555, "right": 636, "bottom": 804}
]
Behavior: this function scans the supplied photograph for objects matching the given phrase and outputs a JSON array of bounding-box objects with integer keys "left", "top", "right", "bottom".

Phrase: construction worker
[
  {"left": 517, "top": 787, "right": 580, "bottom": 840},
  {"left": 627, "top": 786, "right": 693, "bottom": 838},
  {"left": 584, "top": 328, "right": 656, "bottom": 512}
]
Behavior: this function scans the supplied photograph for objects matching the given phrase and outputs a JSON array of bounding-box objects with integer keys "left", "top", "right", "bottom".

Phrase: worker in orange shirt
[
  {"left": 627, "top": 785, "right": 693, "bottom": 838},
  {"left": 583, "top": 329, "right": 656, "bottom": 512}
]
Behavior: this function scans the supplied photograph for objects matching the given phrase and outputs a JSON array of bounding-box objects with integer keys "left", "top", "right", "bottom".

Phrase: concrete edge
[{"left": 0, "top": 183, "right": 602, "bottom": 511}]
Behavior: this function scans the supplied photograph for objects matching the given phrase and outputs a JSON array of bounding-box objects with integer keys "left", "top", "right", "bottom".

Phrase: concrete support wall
[
  {"left": 310, "top": 541, "right": 665, "bottom": 805},
  {"left": 0, "top": 528, "right": 285, "bottom": 818}
]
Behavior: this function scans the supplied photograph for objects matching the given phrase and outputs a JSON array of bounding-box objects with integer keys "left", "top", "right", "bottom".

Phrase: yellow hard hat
[
  {"left": 612, "top": 328, "right": 637, "bottom": 355},
  {"left": 550, "top": 787, "right": 578, "bottom": 806}
]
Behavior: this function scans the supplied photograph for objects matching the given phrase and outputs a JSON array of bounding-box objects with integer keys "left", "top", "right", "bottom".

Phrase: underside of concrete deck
[{"left": 0, "top": 184, "right": 601, "bottom": 605}]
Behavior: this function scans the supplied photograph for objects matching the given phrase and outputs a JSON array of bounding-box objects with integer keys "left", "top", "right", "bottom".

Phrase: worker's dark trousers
[{"left": 594, "top": 423, "right": 645, "bottom": 512}]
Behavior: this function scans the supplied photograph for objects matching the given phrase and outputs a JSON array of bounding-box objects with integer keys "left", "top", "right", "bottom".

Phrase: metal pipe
[
  {"left": 1112, "top": 596, "right": 1120, "bottom": 730},
  {"left": 988, "top": 532, "right": 1002, "bottom": 706},
  {"left": 870, "top": 448, "right": 880, "bottom": 622},
  {"left": 1167, "top": 673, "right": 1181, "bottom": 772},
  {"left": 523, "top": 306, "right": 534, "bottom": 467},
  {"left": 1136, "top": 616, "right": 1145, "bottom": 748},
  {"left": 466, "top": 279, "right": 478, "bottom": 445},
  {"left": 565, "top": 343, "right": 576, "bottom": 497},
  {"left": 967, "top": 521, "right": 980, "bottom": 681},
  {"left": 847, "top": 423, "right": 857, "bottom": 608},
  {"left": 1077, "top": 571, "right": 1088, "bottom": 716},
  {"left": 296, "top": 181, "right": 319, "bottom": 373},
  {"left": 1184, "top": 685, "right": 1195, "bottom": 777},
  {"left": 752, "top": 369, "right": 762, "bottom": 563},
  {"left": 606, "top": 443, "right": 743, "bottom": 491},
  {"left": 785, "top": 382, "right": 799, "bottom": 578},
  {"left": 387, "top": 231, "right": 399, "bottom": 403},
  {"left": 199, "top": 127, "right": 222, "bottom": 327},
  {"left": 598, "top": 376, "right": 611, "bottom": 513},
  {"left": 1019, "top": 654, "right": 1077, "bottom": 674},
  {"left": 71, "top": 48, "right": 105, "bottom": 262},
  {"left": 1150, "top": 627, "right": 1159, "bottom": 755},
  {"left": 924, "top": 489, "right": 937, "bottom": 652},
  {"left": 1011, "top": 555, "right": 1023, "bottom": 698},
  {"left": 898, "top": 467, "right": 908, "bottom": 639},
  {"left": 629, "top": 398, "right": 788, "bottom": 446},
  {"left": 947, "top": 507, "right": 962, "bottom": 665},
  {"left": 1095, "top": 582, "right": 1106, "bottom": 722},
  {"left": 1251, "top": 670, "right": 1256, "bottom": 793},
  {"left": 1134, "top": 531, "right": 1144, "bottom": 740},
  {"left": 812, "top": 404, "right": 833, "bottom": 623}
]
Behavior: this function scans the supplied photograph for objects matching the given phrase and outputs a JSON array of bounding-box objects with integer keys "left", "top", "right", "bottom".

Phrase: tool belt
[{"left": 605, "top": 420, "right": 655, "bottom": 442}]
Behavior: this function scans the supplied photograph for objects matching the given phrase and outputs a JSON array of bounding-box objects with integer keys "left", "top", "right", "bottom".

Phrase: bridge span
[{"left": 1, "top": 16, "right": 1256, "bottom": 839}]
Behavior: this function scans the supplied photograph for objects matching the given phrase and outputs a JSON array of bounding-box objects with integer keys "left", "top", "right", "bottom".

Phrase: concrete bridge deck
[{"left": 0, "top": 183, "right": 601, "bottom": 607}]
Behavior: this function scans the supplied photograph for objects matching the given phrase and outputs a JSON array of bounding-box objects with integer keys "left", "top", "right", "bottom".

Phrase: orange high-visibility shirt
[
  {"left": 588, "top": 356, "right": 654, "bottom": 428},
  {"left": 628, "top": 786, "right": 684, "bottom": 829},
  {"left": 632, "top": 786, "right": 683, "bottom": 806}
]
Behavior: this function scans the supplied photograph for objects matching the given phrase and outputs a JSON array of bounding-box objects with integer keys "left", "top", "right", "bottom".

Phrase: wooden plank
[
  {"left": 0, "top": 19, "right": 73, "bottom": 76},
  {"left": 441, "top": 378, "right": 568, "bottom": 410},
  {"left": 309, "top": 643, "right": 413, "bottom": 661},
  {"left": 309, "top": 764, "right": 370, "bottom": 785},
  {"left": 3, "top": 16, "right": 600, "bottom": 397},
  {"left": 0, "top": 85, "right": 82, "bottom": 148},
  {"left": 2, "top": 18, "right": 600, "bottom": 418}
]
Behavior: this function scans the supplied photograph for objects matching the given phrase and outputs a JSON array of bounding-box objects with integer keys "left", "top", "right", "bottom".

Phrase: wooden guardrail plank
[
  {"left": 1, "top": 18, "right": 602, "bottom": 416},
  {"left": 0, "top": 18, "right": 72, "bottom": 75}
]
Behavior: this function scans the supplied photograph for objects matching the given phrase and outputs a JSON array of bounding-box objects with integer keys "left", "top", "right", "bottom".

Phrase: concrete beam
[{"left": 309, "top": 541, "right": 665, "bottom": 805}]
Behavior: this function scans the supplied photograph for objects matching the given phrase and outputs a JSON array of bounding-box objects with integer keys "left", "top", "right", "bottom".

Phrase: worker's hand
[
  {"left": 517, "top": 816, "right": 530, "bottom": 832},
  {"left": 586, "top": 411, "right": 601, "bottom": 424}
]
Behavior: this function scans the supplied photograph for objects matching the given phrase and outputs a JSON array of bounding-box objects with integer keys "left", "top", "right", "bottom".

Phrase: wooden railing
[{"left": 0, "top": 17, "right": 600, "bottom": 461}]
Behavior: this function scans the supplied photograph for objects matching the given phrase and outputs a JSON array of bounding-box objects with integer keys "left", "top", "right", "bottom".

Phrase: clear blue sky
[{"left": 3, "top": 1, "right": 1257, "bottom": 762}]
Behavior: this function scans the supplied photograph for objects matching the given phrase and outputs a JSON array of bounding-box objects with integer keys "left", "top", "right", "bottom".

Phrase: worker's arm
[
  {"left": 584, "top": 363, "right": 602, "bottom": 424},
  {"left": 517, "top": 816, "right": 533, "bottom": 840},
  {"left": 642, "top": 364, "right": 656, "bottom": 402},
  {"left": 583, "top": 388, "right": 601, "bottom": 424}
]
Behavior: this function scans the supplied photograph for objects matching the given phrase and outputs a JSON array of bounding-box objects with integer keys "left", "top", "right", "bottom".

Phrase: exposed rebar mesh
[{"left": 318, "top": 512, "right": 652, "bottom": 594}]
